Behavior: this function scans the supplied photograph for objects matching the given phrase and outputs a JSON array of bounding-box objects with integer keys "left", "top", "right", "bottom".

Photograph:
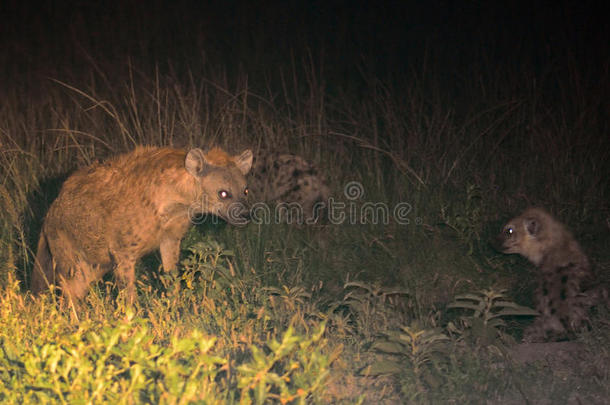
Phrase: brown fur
[
  {"left": 32, "top": 146, "right": 253, "bottom": 305},
  {"left": 203, "top": 147, "right": 233, "bottom": 166},
  {"left": 495, "top": 207, "right": 607, "bottom": 342}
]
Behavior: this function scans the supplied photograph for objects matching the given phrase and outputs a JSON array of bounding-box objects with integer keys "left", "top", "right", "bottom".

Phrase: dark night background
[{"left": 1, "top": 0, "right": 607, "bottom": 96}]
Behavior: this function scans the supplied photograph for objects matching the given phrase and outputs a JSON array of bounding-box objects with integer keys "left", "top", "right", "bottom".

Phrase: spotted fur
[{"left": 248, "top": 152, "right": 330, "bottom": 224}]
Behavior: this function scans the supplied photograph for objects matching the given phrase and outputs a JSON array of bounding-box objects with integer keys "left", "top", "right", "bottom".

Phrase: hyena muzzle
[{"left": 32, "top": 146, "right": 252, "bottom": 305}]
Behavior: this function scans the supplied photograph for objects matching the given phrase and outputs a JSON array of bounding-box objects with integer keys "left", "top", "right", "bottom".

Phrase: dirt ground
[
  {"left": 324, "top": 340, "right": 609, "bottom": 404},
  {"left": 495, "top": 341, "right": 609, "bottom": 405}
]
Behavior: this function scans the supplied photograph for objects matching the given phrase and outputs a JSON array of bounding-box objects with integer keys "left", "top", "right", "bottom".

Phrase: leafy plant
[
  {"left": 0, "top": 311, "right": 227, "bottom": 404},
  {"left": 365, "top": 323, "right": 450, "bottom": 395},
  {"left": 328, "top": 281, "right": 410, "bottom": 340},
  {"left": 179, "top": 235, "right": 239, "bottom": 298},
  {"left": 237, "top": 322, "right": 335, "bottom": 405},
  {"left": 447, "top": 288, "right": 538, "bottom": 345},
  {"left": 264, "top": 285, "right": 325, "bottom": 332}
]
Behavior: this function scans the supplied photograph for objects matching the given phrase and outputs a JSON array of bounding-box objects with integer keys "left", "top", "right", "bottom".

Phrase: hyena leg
[
  {"left": 114, "top": 259, "right": 137, "bottom": 305},
  {"left": 159, "top": 237, "right": 181, "bottom": 272},
  {"left": 160, "top": 237, "right": 182, "bottom": 296}
]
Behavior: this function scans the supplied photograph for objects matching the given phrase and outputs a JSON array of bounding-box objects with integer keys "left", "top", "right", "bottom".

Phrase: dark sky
[{"left": 0, "top": 0, "right": 607, "bottom": 86}]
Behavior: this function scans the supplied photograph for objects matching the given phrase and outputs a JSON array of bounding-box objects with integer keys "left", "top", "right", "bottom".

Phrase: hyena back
[
  {"left": 32, "top": 146, "right": 252, "bottom": 304},
  {"left": 495, "top": 207, "right": 607, "bottom": 342},
  {"left": 248, "top": 152, "right": 330, "bottom": 224}
]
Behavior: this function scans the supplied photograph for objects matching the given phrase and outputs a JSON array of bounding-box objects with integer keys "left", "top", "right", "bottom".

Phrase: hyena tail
[{"left": 31, "top": 230, "right": 55, "bottom": 294}]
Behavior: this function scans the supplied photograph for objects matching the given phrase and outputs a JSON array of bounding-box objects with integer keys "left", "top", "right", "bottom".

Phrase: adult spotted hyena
[
  {"left": 495, "top": 207, "right": 607, "bottom": 342},
  {"left": 248, "top": 152, "right": 330, "bottom": 224},
  {"left": 32, "top": 146, "right": 252, "bottom": 304}
]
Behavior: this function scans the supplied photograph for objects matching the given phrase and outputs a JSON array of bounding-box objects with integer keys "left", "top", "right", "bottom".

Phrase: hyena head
[
  {"left": 185, "top": 147, "right": 253, "bottom": 226},
  {"left": 494, "top": 208, "right": 561, "bottom": 266}
]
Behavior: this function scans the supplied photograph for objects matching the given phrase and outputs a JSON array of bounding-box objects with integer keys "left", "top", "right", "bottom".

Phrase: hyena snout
[
  {"left": 492, "top": 232, "right": 511, "bottom": 253},
  {"left": 225, "top": 200, "right": 251, "bottom": 226}
]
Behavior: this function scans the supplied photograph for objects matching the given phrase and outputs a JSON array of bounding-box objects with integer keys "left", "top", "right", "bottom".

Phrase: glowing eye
[
  {"left": 244, "top": 188, "right": 249, "bottom": 196},
  {"left": 506, "top": 227, "right": 513, "bottom": 237},
  {"left": 218, "top": 190, "right": 231, "bottom": 199}
]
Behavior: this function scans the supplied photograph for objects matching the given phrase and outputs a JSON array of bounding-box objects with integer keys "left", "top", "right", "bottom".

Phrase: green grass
[{"left": 1, "top": 18, "right": 609, "bottom": 402}]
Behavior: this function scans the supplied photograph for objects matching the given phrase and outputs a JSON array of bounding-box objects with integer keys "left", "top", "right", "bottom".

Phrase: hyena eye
[
  {"left": 505, "top": 227, "right": 514, "bottom": 237},
  {"left": 218, "top": 190, "right": 232, "bottom": 200},
  {"left": 244, "top": 188, "right": 249, "bottom": 196}
]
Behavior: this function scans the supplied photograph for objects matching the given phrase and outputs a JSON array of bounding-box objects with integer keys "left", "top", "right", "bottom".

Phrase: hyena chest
[{"left": 112, "top": 202, "right": 191, "bottom": 258}]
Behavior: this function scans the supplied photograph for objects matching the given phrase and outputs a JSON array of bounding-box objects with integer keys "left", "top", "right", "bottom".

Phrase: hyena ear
[
  {"left": 235, "top": 149, "right": 253, "bottom": 175},
  {"left": 185, "top": 148, "right": 210, "bottom": 177},
  {"left": 525, "top": 217, "right": 541, "bottom": 236}
]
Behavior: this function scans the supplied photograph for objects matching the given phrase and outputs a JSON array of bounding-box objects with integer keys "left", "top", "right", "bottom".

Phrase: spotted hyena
[
  {"left": 495, "top": 207, "right": 607, "bottom": 342},
  {"left": 248, "top": 152, "right": 330, "bottom": 224},
  {"left": 32, "top": 146, "right": 252, "bottom": 305}
]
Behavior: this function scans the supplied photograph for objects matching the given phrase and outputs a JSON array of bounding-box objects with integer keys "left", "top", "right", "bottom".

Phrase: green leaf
[
  {"left": 496, "top": 307, "right": 539, "bottom": 316},
  {"left": 451, "top": 293, "right": 485, "bottom": 302},
  {"left": 447, "top": 302, "right": 481, "bottom": 311}
]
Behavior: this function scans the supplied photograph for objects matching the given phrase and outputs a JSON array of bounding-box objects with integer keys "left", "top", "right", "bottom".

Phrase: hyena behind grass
[
  {"left": 32, "top": 146, "right": 252, "bottom": 305},
  {"left": 248, "top": 152, "right": 330, "bottom": 224},
  {"left": 495, "top": 207, "right": 608, "bottom": 342}
]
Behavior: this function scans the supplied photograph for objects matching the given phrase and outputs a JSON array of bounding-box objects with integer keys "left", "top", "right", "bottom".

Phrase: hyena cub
[
  {"left": 32, "top": 146, "right": 252, "bottom": 305},
  {"left": 248, "top": 152, "right": 330, "bottom": 224},
  {"left": 495, "top": 207, "right": 607, "bottom": 342}
]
